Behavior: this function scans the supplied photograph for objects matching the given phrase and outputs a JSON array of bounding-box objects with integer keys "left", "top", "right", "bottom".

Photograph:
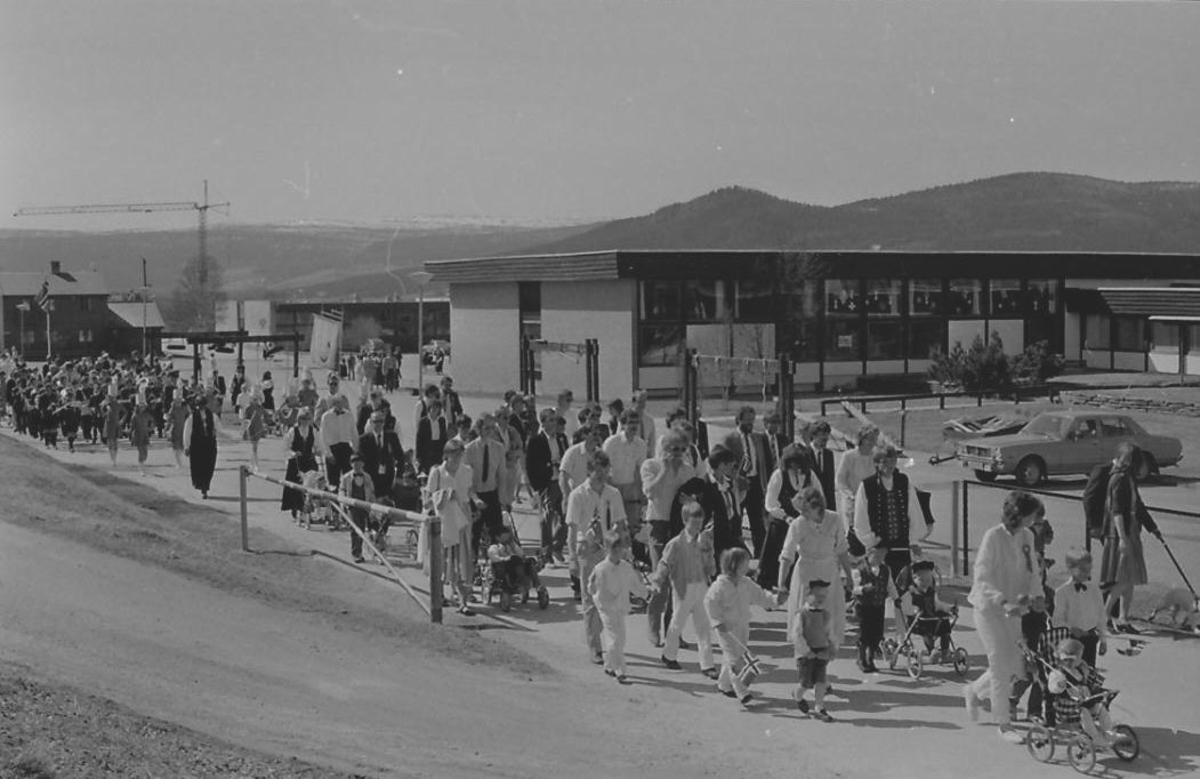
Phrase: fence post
[
  {"left": 900, "top": 410, "right": 908, "bottom": 449},
  {"left": 961, "top": 480, "right": 970, "bottom": 576},
  {"left": 950, "top": 479, "right": 960, "bottom": 577},
  {"left": 429, "top": 516, "right": 443, "bottom": 624},
  {"left": 519, "top": 336, "right": 528, "bottom": 394},
  {"left": 239, "top": 465, "right": 249, "bottom": 552}
]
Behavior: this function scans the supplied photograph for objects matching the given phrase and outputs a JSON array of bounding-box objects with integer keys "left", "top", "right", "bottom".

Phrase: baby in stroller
[
  {"left": 902, "top": 560, "right": 958, "bottom": 663},
  {"left": 1046, "top": 637, "right": 1121, "bottom": 745},
  {"left": 485, "top": 526, "right": 549, "bottom": 610},
  {"left": 298, "top": 469, "right": 338, "bottom": 529}
]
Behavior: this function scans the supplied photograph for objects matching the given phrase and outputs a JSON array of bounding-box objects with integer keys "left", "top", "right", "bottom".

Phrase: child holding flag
[{"left": 704, "top": 547, "right": 778, "bottom": 707}]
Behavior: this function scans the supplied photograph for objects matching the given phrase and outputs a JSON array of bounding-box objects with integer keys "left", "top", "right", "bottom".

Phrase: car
[{"left": 955, "top": 410, "right": 1183, "bottom": 487}]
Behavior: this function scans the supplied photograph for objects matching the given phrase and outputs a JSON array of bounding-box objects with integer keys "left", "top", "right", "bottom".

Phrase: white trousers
[
  {"left": 598, "top": 608, "right": 628, "bottom": 674},
  {"left": 715, "top": 630, "right": 750, "bottom": 697},
  {"left": 967, "top": 609, "right": 1023, "bottom": 726},
  {"left": 664, "top": 581, "right": 714, "bottom": 668}
]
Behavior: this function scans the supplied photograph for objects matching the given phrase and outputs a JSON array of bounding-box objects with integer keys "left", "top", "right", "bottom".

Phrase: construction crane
[{"left": 14, "top": 180, "right": 230, "bottom": 283}]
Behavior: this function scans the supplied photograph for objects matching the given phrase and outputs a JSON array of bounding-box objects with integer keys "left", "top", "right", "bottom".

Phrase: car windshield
[{"left": 1021, "top": 415, "right": 1068, "bottom": 438}]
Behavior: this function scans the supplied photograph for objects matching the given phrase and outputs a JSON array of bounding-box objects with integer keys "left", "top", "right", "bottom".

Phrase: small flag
[
  {"left": 736, "top": 650, "right": 762, "bottom": 686},
  {"left": 34, "top": 278, "right": 50, "bottom": 311}
]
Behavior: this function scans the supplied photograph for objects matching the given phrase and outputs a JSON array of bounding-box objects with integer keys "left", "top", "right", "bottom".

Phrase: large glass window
[
  {"left": 1027, "top": 279, "right": 1058, "bottom": 314},
  {"left": 1085, "top": 314, "right": 1111, "bottom": 350},
  {"left": 1151, "top": 321, "right": 1180, "bottom": 352},
  {"left": 734, "top": 279, "right": 774, "bottom": 323},
  {"left": 866, "top": 320, "right": 903, "bottom": 360},
  {"left": 825, "top": 319, "right": 861, "bottom": 362},
  {"left": 685, "top": 280, "right": 729, "bottom": 322},
  {"left": 825, "top": 279, "right": 861, "bottom": 314},
  {"left": 640, "top": 281, "right": 682, "bottom": 321},
  {"left": 638, "top": 324, "right": 684, "bottom": 367},
  {"left": 865, "top": 279, "right": 901, "bottom": 316},
  {"left": 909, "top": 279, "right": 942, "bottom": 316},
  {"left": 781, "top": 282, "right": 819, "bottom": 361},
  {"left": 948, "top": 279, "right": 983, "bottom": 316},
  {"left": 908, "top": 319, "right": 946, "bottom": 360},
  {"left": 1025, "top": 317, "right": 1056, "bottom": 350},
  {"left": 1189, "top": 325, "right": 1200, "bottom": 356},
  {"left": 1114, "top": 317, "right": 1145, "bottom": 352},
  {"left": 990, "top": 279, "right": 1022, "bottom": 316}
]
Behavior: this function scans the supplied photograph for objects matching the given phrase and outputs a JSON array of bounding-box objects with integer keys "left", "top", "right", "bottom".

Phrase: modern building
[
  {"left": 426, "top": 249, "right": 1200, "bottom": 399},
  {"left": 0, "top": 262, "right": 111, "bottom": 359},
  {"left": 274, "top": 298, "right": 449, "bottom": 353}
]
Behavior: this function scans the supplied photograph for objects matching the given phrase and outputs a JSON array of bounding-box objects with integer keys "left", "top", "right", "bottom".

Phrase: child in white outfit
[
  {"left": 588, "top": 530, "right": 647, "bottom": 683},
  {"left": 704, "top": 547, "right": 777, "bottom": 706}
]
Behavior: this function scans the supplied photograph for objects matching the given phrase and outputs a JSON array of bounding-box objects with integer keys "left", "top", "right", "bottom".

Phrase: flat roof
[{"left": 426, "top": 250, "right": 1200, "bottom": 285}]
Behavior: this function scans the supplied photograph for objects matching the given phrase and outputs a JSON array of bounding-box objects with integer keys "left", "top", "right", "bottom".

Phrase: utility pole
[
  {"left": 141, "top": 256, "right": 150, "bottom": 359},
  {"left": 15, "top": 301, "right": 29, "bottom": 358},
  {"left": 44, "top": 300, "right": 54, "bottom": 361}
]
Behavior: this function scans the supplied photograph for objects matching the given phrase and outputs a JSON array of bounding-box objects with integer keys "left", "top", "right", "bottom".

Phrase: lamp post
[
  {"left": 409, "top": 270, "right": 434, "bottom": 395},
  {"left": 44, "top": 299, "right": 54, "bottom": 361}
]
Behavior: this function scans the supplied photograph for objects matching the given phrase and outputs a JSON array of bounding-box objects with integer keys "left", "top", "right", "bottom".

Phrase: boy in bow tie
[{"left": 1054, "top": 550, "right": 1108, "bottom": 666}]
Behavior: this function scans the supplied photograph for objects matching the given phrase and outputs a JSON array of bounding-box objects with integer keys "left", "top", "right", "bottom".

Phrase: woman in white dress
[
  {"left": 425, "top": 438, "right": 478, "bottom": 616},
  {"left": 777, "top": 487, "right": 854, "bottom": 676},
  {"left": 835, "top": 423, "right": 880, "bottom": 557}
]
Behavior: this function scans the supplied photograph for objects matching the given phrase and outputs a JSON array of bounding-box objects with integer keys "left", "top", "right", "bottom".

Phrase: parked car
[{"left": 955, "top": 410, "right": 1183, "bottom": 486}]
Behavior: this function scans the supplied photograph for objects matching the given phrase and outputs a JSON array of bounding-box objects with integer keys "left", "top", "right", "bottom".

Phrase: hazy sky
[{"left": 3, "top": 0, "right": 1199, "bottom": 230}]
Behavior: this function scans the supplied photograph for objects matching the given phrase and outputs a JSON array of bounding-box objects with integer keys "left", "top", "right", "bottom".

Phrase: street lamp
[
  {"left": 15, "top": 301, "right": 29, "bottom": 359},
  {"left": 410, "top": 270, "right": 434, "bottom": 395}
]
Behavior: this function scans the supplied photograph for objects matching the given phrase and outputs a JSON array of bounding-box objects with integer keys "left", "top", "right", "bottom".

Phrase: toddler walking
[
  {"left": 793, "top": 579, "right": 835, "bottom": 722},
  {"left": 704, "top": 547, "right": 777, "bottom": 706},
  {"left": 588, "top": 530, "right": 647, "bottom": 684}
]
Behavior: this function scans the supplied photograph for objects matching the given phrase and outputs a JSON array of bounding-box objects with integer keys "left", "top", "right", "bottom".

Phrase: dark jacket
[
  {"left": 358, "top": 429, "right": 405, "bottom": 494},
  {"left": 415, "top": 416, "right": 448, "bottom": 473},
  {"left": 526, "top": 430, "right": 569, "bottom": 493}
]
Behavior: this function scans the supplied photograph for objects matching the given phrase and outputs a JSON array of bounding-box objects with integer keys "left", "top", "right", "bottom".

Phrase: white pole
[{"left": 417, "top": 284, "right": 425, "bottom": 394}]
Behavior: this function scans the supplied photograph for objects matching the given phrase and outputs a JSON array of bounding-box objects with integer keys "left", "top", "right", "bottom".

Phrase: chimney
[{"left": 50, "top": 261, "right": 61, "bottom": 275}]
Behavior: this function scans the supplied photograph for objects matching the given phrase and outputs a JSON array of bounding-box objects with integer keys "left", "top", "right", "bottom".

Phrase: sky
[{"left": 3, "top": 0, "right": 1200, "bottom": 231}]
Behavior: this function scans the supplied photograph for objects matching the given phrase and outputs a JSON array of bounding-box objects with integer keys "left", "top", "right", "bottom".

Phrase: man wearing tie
[
  {"left": 723, "top": 406, "right": 770, "bottom": 560},
  {"left": 808, "top": 420, "right": 837, "bottom": 514},
  {"left": 693, "top": 446, "right": 746, "bottom": 566},
  {"left": 763, "top": 412, "right": 789, "bottom": 475},
  {"left": 526, "top": 409, "right": 570, "bottom": 564},
  {"left": 358, "top": 409, "right": 404, "bottom": 499},
  {"left": 465, "top": 414, "right": 507, "bottom": 554}
]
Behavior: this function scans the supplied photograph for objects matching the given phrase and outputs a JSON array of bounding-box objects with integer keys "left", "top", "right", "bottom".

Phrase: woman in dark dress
[
  {"left": 281, "top": 407, "right": 318, "bottom": 517},
  {"left": 1100, "top": 443, "right": 1158, "bottom": 634},
  {"left": 759, "top": 444, "right": 814, "bottom": 589},
  {"left": 184, "top": 395, "right": 218, "bottom": 499}
]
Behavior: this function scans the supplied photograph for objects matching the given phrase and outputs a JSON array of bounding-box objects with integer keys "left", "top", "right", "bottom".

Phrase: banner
[{"left": 310, "top": 313, "right": 342, "bottom": 371}]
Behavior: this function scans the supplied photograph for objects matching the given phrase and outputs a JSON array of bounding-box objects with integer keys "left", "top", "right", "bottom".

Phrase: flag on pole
[
  {"left": 310, "top": 313, "right": 342, "bottom": 370},
  {"left": 34, "top": 277, "right": 50, "bottom": 311}
]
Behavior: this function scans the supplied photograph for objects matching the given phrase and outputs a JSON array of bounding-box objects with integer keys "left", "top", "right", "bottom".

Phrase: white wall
[
  {"left": 988, "top": 319, "right": 1024, "bottom": 354},
  {"left": 541, "top": 279, "right": 636, "bottom": 401},
  {"left": 1113, "top": 351, "right": 1145, "bottom": 371},
  {"left": 948, "top": 320, "right": 986, "bottom": 351},
  {"left": 1149, "top": 350, "right": 1180, "bottom": 374},
  {"left": 449, "top": 282, "right": 520, "bottom": 394}
]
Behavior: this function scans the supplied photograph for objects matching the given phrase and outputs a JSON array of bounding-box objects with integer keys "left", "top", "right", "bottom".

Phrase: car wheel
[
  {"left": 1134, "top": 454, "right": 1156, "bottom": 483},
  {"left": 973, "top": 470, "right": 997, "bottom": 483},
  {"left": 1014, "top": 456, "right": 1044, "bottom": 487}
]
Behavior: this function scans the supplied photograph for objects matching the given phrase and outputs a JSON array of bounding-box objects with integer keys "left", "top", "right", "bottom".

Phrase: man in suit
[
  {"left": 763, "top": 411, "right": 789, "bottom": 475},
  {"left": 807, "top": 420, "right": 837, "bottom": 514},
  {"left": 358, "top": 409, "right": 405, "bottom": 499},
  {"left": 464, "top": 413, "right": 507, "bottom": 553},
  {"left": 526, "top": 408, "right": 570, "bottom": 564},
  {"left": 723, "top": 405, "right": 770, "bottom": 560},
  {"left": 692, "top": 446, "right": 746, "bottom": 567}
]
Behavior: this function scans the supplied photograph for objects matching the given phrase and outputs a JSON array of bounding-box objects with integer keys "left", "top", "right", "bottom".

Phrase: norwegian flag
[
  {"left": 34, "top": 278, "right": 50, "bottom": 311},
  {"left": 736, "top": 650, "right": 763, "bottom": 686}
]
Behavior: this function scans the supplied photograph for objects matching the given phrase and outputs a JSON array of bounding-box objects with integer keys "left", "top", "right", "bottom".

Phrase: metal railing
[
  {"left": 819, "top": 385, "right": 1060, "bottom": 417},
  {"left": 239, "top": 466, "right": 445, "bottom": 623}
]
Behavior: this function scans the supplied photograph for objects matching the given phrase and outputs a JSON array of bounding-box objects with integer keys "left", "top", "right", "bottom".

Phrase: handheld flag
[{"left": 736, "top": 649, "right": 762, "bottom": 686}]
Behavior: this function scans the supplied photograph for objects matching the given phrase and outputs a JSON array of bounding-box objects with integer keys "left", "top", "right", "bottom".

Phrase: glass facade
[{"left": 948, "top": 279, "right": 983, "bottom": 316}]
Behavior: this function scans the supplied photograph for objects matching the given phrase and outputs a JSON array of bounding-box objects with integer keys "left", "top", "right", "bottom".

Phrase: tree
[{"left": 163, "top": 254, "right": 225, "bottom": 331}]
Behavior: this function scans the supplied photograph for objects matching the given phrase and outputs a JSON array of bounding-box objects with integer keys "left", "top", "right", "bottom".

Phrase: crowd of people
[{"left": 2, "top": 344, "right": 1156, "bottom": 739}]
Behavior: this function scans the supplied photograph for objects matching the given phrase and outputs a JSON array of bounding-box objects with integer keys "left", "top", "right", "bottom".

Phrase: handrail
[{"left": 819, "top": 385, "right": 1060, "bottom": 417}]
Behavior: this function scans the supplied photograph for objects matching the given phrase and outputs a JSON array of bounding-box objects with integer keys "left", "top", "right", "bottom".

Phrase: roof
[
  {"left": 425, "top": 250, "right": 1200, "bottom": 285},
  {"left": 107, "top": 301, "right": 166, "bottom": 329},
  {"left": 1098, "top": 287, "right": 1200, "bottom": 317},
  {"left": 0, "top": 270, "right": 109, "bottom": 297}
]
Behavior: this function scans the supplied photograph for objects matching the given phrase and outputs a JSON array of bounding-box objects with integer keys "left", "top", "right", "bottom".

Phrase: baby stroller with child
[
  {"left": 1023, "top": 627, "right": 1139, "bottom": 773},
  {"left": 881, "top": 605, "right": 970, "bottom": 679},
  {"left": 479, "top": 513, "right": 550, "bottom": 612},
  {"left": 297, "top": 469, "right": 344, "bottom": 530}
]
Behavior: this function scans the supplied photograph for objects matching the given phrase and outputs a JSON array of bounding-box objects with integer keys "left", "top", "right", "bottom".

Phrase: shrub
[
  {"left": 927, "top": 332, "right": 1057, "bottom": 393},
  {"left": 1012, "top": 339, "right": 1065, "bottom": 384}
]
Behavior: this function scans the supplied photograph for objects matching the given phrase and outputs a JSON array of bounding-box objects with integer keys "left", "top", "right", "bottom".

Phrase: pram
[
  {"left": 297, "top": 469, "right": 344, "bottom": 530},
  {"left": 479, "top": 511, "right": 550, "bottom": 612},
  {"left": 1022, "top": 627, "right": 1140, "bottom": 772},
  {"left": 881, "top": 606, "right": 970, "bottom": 679}
]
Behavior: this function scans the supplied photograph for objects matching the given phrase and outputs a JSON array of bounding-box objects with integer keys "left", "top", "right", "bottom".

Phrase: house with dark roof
[
  {"left": 0, "top": 261, "right": 112, "bottom": 359},
  {"left": 425, "top": 249, "right": 1200, "bottom": 399}
]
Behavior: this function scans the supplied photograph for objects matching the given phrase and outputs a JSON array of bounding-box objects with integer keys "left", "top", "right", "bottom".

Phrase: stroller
[
  {"left": 479, "top": 512, "right": 550, "bottom": 612},
  {"left": 1022, "top": 627, "right": 1140, "bottom": 772},
  {"left": 881, "top": 606, "right": 970, "bottom": 680},
  {"left": 297, "top": 469, "right": 343, "bottom": 530}
]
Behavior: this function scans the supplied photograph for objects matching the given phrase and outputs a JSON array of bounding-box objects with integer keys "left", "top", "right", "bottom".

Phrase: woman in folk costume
[
  {"left": 777, "top": 486, "right": 853, "bottom": 675},
  {"left": 758, "top": 444, "right": 814, "bottom": 590},
  {"left": 280, "top": 407, "right": 318, "bottom": 516},
  {"left": 425, "top": 438, "right": 477, "bottom": 615},
  {"left": 183, "top": 394, "right": 219, "bottom": 499}
]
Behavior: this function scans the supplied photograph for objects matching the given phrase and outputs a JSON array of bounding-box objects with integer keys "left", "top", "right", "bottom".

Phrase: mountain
[{"left": 522, "top": 173, "right": 1200, "bottom": 255}]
